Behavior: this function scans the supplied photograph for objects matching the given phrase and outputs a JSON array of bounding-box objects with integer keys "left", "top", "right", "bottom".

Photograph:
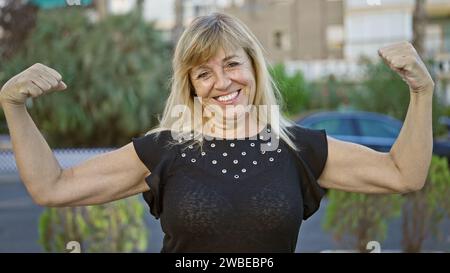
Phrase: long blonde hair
[{"left": 147, "top": 12, "right": 298, "bottom": 151}]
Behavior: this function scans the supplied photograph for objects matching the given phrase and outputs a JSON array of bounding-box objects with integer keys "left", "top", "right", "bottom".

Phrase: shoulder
[
  {"left": 286, "top": 125, "right": 327, "bottom": 149},
  {"left": 131, "top": 129, "right": 178, "bottom": 172},
  {"left": 133, "top": 129, "right": 173, "bottom": 144},
  {"left": 285, "top": 125, "right": 328, "bottom": 179}
]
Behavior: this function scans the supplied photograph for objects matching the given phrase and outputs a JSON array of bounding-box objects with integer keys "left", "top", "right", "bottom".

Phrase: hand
[
  {"left": 0, "top": 63, "right": 67, "bottom": 106},
  {"left": 378, "top": 42, "right": 434, "bottom": 94}
]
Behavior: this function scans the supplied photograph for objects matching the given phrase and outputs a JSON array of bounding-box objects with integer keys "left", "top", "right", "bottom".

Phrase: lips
[{"left": 213, "top": 89, "right": 241, "bottom": 104}]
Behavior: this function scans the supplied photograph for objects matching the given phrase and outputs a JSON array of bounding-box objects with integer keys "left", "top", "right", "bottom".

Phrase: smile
[{"left": 213, "top": 89, "right": 241, "bottom": 104}]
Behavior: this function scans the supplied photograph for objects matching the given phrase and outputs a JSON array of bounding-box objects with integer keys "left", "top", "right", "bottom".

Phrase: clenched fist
[
  {"left": 378, "top": 42, "right": 434, "bottom": 93},
  {"left": 0, "top": 63, "right": 67, "bottom": 106}
]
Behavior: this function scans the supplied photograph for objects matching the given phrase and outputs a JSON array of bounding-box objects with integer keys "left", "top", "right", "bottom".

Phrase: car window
[
  {"left": 308, "top": 118, "right": 355, "bottom": 136},
  {"left": 358, "top": 119, "right": 400, "bottom": 138}
]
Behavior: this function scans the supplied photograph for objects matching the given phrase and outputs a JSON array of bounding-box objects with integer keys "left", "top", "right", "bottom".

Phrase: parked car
[{"left": 296, "top": 111, "right": 450, "bottom": 160}]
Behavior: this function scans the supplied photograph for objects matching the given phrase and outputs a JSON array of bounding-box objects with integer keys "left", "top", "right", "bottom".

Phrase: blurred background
[{"left": 0, "top": 0, "right": 449, "bottom": 253}]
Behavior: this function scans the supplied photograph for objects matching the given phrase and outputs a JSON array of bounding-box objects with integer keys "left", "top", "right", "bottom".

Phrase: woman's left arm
[{"left": 319, "top": 42, "right": 434, "bottom": 194}]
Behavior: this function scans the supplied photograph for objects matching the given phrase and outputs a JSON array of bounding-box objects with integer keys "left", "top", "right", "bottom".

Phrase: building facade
[{"left": 223, "top": 0, "right": 345, "bottom": 63}]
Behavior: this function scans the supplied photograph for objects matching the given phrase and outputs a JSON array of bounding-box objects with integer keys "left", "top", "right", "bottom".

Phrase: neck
[{"left": 205, "top": 112, "right": 264, "bottom": 139}]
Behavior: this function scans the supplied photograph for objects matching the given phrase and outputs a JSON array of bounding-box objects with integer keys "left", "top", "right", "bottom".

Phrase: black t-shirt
[{"left": 132, "top": 125, "right": 328, "bottom": 253}]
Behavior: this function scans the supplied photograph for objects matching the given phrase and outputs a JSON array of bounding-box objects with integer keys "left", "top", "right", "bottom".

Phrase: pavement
[{"left": 0, "top": 175, "right": 449, "bottom": 253}]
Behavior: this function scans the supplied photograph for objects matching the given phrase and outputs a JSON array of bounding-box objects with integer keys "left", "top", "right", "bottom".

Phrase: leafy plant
[
  {"left": 39, "top": 196, "right": 148, "bottom": 253},
  {"left": 270, "top": 63, "right": 311, "bottom": 117},
  {"left": 323, "top": 155, "right": 450, "bottom": 253},
  {"left": 323, "top": 191, "right": 403, "bottom": 252},
  {"left": 401, "top": 156, "right": 450, "bottom": 252},
  {"left": 0, "top": 7, "right": 172, "bottom": 147},
  {"left": 348, "top": 57, "right": 444, "bottom": 137}
]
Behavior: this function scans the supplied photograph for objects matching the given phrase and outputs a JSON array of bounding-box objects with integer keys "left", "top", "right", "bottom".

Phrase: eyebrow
[
  {"left": 223, "top": 54, "right": 239, "bottom": 62},
  {"left": 194, "top": 54, "right": 240, "bottom": 72}
]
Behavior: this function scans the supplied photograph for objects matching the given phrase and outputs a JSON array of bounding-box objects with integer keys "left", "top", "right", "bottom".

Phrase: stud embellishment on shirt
[
  {"left": 253, "top": 160, "right": 257, "bottom": 165},
  {"left": 233, "top": 160, "right": 238, "bottom": 164},
  {"left": 234, "top": 175, "right": 239, "bottom": 179},
  {"left": 212, "top": 160, "right": 217, "bottom": 164},
  {"left": 250, "top": 143, "right": 255, "bottom": 147},
  {"left": 222, "top": 169, "right": 227, "bottom": 174},
  {"left": 230, "top": 143, "right": 235, "bottom": 147},
  {"left": 222, "top": 152, "right": 228, "bottom": 157},
  {"left": 241, "top": 168, "right": 247, "bottom": 173},
  {"left": 191, "top": 158, "right": 196, "bottom": 163},
  {"left": 188, "top": 145, "right": 193, "bottom": 149},
  {"left": 277, "top": 149, "right": 282, "bottom": 153},
  {"left": 269, "top": 157, "right": 274, "bottom": 162},
  {"left": 211, "top": 143, "right": 215, "bottom": 148},
  {"left": 201, "top": 152, "right": 206, "bottom": 156},
  {"left": 181, "top": 153, "right": 186, "bottom": 157},
  {"left": 241, "top": 151, "right": 246, "bottom": 156}
]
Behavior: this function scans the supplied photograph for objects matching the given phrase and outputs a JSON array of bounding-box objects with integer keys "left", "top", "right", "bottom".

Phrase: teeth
[{"left": 216, "top": 91, "right": 239, "bottom": 102}]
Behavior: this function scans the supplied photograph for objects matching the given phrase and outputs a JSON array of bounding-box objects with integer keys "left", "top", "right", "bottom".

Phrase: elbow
[
  {"left": 32, "top": 194, "right": 67, "bottom": 207},
  {"left": 29, "top": 190, "right": 53, "bottom": 207},
  {"left": 27, "top": 181, "right": 66, "bottom": 207},
  {"left": 405, "top": 181, "right": 426, "bottom": 193},
  {"left": 29, "top": 188, "right": 62, "bottom": 207},
  {"left": 29, "top": 170, "right": 69, "bottom": 207},
  {"left": 396, "top": 177, "right": 426, "bottom": 194},
  {"left": 387, "top": 153, "right": 428, "bottom": 194}
]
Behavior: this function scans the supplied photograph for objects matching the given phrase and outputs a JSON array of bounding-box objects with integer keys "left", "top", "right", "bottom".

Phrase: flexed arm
[
  {"left": 318, "top": 42, "right": 434, "bottom": 193},
  {"left": 0, "top": 63, "right": 68, "bottom": 202},
  {"left": 379, "top": 42, "right": 434, "bottom": 191},
  {"left": 0, "top": 63, "right": 150, "bottom": 206}
]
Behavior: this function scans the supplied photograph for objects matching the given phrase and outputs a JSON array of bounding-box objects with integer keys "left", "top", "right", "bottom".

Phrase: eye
[
  {"left": 197, "top": 71, "right": 210, "bottom": 79},
  {"left": 226, "top": 61, "right": 240, "bottom": 68}
]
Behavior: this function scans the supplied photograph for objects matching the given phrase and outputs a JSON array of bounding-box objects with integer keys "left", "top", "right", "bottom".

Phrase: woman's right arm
[{"left": 1, "top": 63, "right": 150, "bottom": 207}]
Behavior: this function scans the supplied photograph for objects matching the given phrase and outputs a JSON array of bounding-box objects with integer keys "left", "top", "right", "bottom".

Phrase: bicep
[
  {"left": 50, "top": 142, "right": 150, "bottom": 206},
  {"left": 318, "top": 136, "right": 404, "bottom": 194}
]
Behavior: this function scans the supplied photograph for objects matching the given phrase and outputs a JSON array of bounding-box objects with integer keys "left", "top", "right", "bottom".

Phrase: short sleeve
[
  {"left": 132, "top": 131, "right": 170, "bottom": 172},
  {"left": 288, "top": 125, "right": 328, "bottom": 220},
  {"left": 132, "top": 131, "right": 176, "bottom": 219}
]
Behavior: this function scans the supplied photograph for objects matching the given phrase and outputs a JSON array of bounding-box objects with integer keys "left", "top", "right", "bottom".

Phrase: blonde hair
[{"left": 146, "top": 12, "right": 298, "bottom": 151}]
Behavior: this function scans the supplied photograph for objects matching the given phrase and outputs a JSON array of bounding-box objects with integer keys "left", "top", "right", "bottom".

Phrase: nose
[{"left": 214, "top": 70, "right": 232, "bottom": 91}]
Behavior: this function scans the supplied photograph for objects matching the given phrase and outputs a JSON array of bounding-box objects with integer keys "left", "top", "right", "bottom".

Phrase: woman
[{"left": 0, "top": 13, "right": 434, "bottom": 252}]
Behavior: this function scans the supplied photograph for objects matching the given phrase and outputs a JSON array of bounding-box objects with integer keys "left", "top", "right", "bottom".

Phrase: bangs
[{"left": 182, "top": 21, "right": 245, "bottom": 69}]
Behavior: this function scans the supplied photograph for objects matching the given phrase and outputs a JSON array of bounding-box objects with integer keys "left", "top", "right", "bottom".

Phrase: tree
[
  {"left": 400, "top": 0, "right": 447, "bottom": 252},
  {"left": 0, "top": 0, "right": 38, "bottom": 60},
  {"left": 269, "top": 63, "right": 311, "bottom": 118},
  {"left": 39, "top": 196, "right": 148, "bottom": 252},
  {"left": 172, "top": 0, "right": 184, "bottom": 46},
  {"left": 412, "top": 0, "right": 427, "bottom": 57},
  {"left": 0, "top": 7, "right": 170, "bottom": 252},
  {"left": 324, "top": 191, "right": 402, "bottom": 252},
  {"left": 0, "top": 8, "right": 173, "bottom": 147},
  {"left": 324, "top": 155, "right": 450, "bottom": 253},
  {"left": 348, "top": 57, "right": 443, "bottom": 135}
]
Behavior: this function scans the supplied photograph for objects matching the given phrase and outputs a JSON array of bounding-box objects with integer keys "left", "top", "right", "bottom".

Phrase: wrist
[
  {"left": 410, "top": 84, "right": 434, "bottom": 97},
  {"left": 1, "top": 100, "right": 27, "bottom": 111}
]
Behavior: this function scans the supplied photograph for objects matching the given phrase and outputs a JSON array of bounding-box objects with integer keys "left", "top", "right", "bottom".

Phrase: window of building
[{"left": 273, "top": 30, "right": 290, "bottom": 51}]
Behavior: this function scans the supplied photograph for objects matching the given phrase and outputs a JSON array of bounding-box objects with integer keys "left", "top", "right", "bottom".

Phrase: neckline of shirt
[{"left": 198, "top": 124, "right": 273, "bottom": 141}]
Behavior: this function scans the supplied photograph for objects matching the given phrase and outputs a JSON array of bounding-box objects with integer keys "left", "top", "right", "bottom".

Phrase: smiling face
[{"left": 189, "top": 47, "right": 256, "bottom": 114}]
